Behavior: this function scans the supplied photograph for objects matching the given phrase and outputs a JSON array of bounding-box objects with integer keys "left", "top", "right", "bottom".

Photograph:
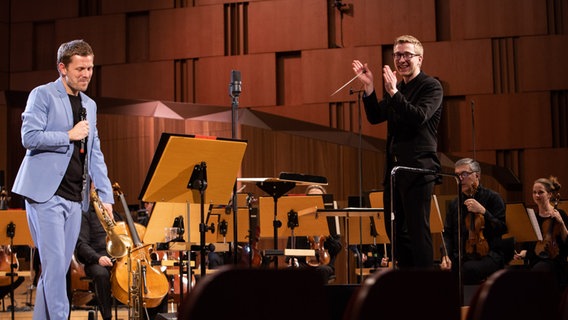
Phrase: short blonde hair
[{"left": 394, "top": 35, "right": 424, "bottom": 56}]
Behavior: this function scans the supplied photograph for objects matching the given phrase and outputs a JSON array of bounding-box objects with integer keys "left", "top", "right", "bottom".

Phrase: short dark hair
[{"left": 57, "top": 39, "right": 94, "bottom": 68}]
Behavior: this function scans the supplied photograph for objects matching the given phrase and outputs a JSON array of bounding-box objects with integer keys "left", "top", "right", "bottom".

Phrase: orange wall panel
[
  {"left": 149, "top": 6, "right": 225, "bottom": 60},
  {"left": 248, "top": 0, "right": 328, "bottom": 53},
  {"left": 55, "top": 15, "right": 126, "bottom": 66},
  {"left": 10, "top": 70, "right": 57, "bottom": 92},
  {"left": 11, "top": 0, "right": 78, "bottom": 22},
  {"left": 255, "top": 104, "right": 331, "bottom": 128},
  {"left": 9, "top": 23, "right": 34, "bottom": 72},
  {"left": 349, "top": 0, "right": 437, "bottom": 47},
  {"left": 101, "top": 0, "right": 173, "bottom": 14},
  {"left": 517, "top": 35, "right": 568, "bottom": 92},
  {"left": 101, "top": 61, "right": 175, "bottom": 100},
  {"left": 303, "top": 46, "right": 382, "bottom": 104},
  {"left": 195, "top": 54, "right": 276, "bottom": 107},
  {"left": 450, "top": 0, "right": 548, "bottom": 40},
  {"left": 466, "top": 93, "right": 552, "bottom": 150},
  {"left": 0, "top": 23, "right": 8, "bottom": 72},
  {"left": 427, "top": 40, "right": 493, "bottom": 96},
  {"left": 522, "top": 148, "right": 568, "bottom": 205}
]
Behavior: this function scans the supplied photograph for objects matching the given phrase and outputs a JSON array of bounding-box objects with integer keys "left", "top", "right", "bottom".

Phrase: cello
[{"left": 110, "top": 183, "right": 169, "bottom": 309}]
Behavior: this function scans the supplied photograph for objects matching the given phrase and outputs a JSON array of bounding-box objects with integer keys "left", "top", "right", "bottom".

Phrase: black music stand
[
  {"left": 0, "top": 210, "right": 34, "bottom": 320},
  {"left": 139, "top": 133, "right": 246, "bottom": 300},
  {"left": 317, "top": 208, "right": 386, "bottom": 283}
]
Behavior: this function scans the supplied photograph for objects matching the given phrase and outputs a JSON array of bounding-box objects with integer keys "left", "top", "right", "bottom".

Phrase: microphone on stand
[
  {"left": 229, "top": 70, "right": 242, "bottom": 98},
  {"left": 80, "top": 107, "right": 87, "bottom": 154}
]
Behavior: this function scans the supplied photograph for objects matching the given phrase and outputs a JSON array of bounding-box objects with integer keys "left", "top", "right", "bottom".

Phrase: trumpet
[{"left": 90, "top": 188, "right": 133, "bottom": 258}]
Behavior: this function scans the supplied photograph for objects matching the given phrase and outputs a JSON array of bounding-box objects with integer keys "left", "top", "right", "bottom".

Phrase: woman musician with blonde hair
[{"left": 514, "top": 176, "right": 568, "bottom": 290}]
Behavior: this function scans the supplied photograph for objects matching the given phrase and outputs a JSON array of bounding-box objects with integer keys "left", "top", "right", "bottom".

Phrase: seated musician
[
  {"left": 76, "top": 203, "right": 168, "bottom": 319},
  {"left": 440, "top": 158, "right": 508, "bottom": 285},
  {"left": 513, "top": 176, "right": 568, "bottom": 291},
  {"left": 287, "top": 185, "right": 342, "bottom": 283},
  {"left": 75, "top": 204, "right": 122, "bottom": 320}
]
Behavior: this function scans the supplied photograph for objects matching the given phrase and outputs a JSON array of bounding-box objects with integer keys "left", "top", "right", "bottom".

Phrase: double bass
[{"left": 110, "top": 183, "right": 169, "bottom": 309}]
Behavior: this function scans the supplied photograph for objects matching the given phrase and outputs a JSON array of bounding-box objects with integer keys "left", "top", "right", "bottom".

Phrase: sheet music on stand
[
  {"left": 504, "top": 203, "right": 542, "bottom": 242},
  {"left": 526, "top": 208, "right": 543, "bottom": 241}
]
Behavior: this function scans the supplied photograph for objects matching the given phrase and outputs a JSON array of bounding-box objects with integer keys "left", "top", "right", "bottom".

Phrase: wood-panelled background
[{"left": 1, "top": 0, "right": 567, "bottom": 224}]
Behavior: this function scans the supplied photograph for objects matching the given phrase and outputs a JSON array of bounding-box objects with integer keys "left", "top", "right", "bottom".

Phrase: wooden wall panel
[
  {"left": 149, "top": 6, "right": 225, "bottom": 60},
  {"left": 101, "top": 0, "right": 173, "bottom": 14},
  {"left": 255, "top": 104, "right": 331, "bottom": 128},
  {"left": 303, "top": 47, "right": 382, "bottom": 104},
  {"left": 0, "top": 73, "right": 7, "bottom": 90},
  {"left": 277, "top": 53, "right": 302, "bottom": 106},
  {"left": 10, "top": 70, "right": 57, "bottom": 92},
  {"left": 350, "top": 0, "right": 437, "bottom": 47},
  {"left": 248, "top": 0, "right": 328, "bottom": 53},
  {"left": 9, "top": 23, "right": 34, "bottom": 72},
  {"left": 427, "top": 40, "right": 493, "bottom": 96},
  {"left": 465, "top": 93, "right": 552, "bottom": 150},
  {"left": 517, "top": 35, "right": 568, "bottom": 92},
  {"left": 195, "top": 54, "right": 276, "bottom": 107},
  {"left": 55, "top": 15, "right": 126, "bottom": 66},
  {"left": 450, "top": 0, "right": 548, "bottom": 40},
  {"left": 0, "top": 100, "right": 6, "bottom": 175},
  {"left": 522, "top": 148, "right": 568, "bottom": 205},
  {"left": 100, "top": 61, "right": 175, "bottom": 100},
  {"left": 10, "top": 0, "right": 78, "bottom": 22},
  {"left": 0, "top": 23, "right": 8, "bottom": 72},
  {"left": 437, "top": 98, "right": 467, "bottom": 153}
]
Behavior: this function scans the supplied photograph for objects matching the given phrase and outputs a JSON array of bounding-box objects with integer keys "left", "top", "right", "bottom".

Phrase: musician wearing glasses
[
  {"left": 352, "top": 35, "right": 443, "bottom": 268},
  {"left": 440, "top": 158, "right": 507, "bottom": 285}
]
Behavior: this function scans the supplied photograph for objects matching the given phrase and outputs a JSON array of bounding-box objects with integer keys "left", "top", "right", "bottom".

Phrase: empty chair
[
  {"left": 344, "top": 268, "right": 460, "bottom": 320},
  {"left": 178, "top": 266, "right": 330, "bottom": 320},
  {"left": 466, "top": 269, "right": 559, "bottom": 320}
]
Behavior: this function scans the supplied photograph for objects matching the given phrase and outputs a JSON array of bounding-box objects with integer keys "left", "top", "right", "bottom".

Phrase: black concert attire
[
  {"left": 362, "top": 71, "right": 443, "bottom": 268},
  {"left": 523, "top": 208, "right": 568, "bottom": 289},
  {"left": 443, "top": 185, "right": 507, "bottom": 285},
  {"left": 75, "top": 206, "right": 121, "bottom": 320}
]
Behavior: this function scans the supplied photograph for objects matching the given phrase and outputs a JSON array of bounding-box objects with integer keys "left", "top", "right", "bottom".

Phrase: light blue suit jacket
[{"left": 12, "top": 78, "right": 113, "bottom": 210}]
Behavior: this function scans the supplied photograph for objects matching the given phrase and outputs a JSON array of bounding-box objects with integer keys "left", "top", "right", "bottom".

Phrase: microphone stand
[
  {"left": 350, "top": 87, "right": 365, "bottom": 282},
  {"left": 7, "top": 222, "right": 16, "bottom": 320},
  {"left": 229, "top": 71, "right": 241, "bottom": 264}
]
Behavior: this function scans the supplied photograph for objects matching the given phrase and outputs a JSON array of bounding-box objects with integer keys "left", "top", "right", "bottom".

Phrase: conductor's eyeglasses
[
  {"left": 392, "top": 52, "right": 420, "bottom": 60},
  {"left": 457, "top": 171, "right": 476, "bottom": 179}
]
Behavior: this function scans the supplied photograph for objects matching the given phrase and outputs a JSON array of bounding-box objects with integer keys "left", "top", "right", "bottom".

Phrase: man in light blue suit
[{"left": 12, "top": 40, "right": 114, "bottom": 320}]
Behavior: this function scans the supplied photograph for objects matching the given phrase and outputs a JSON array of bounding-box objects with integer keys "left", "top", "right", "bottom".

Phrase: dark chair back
[
  {"left": 344, "top": 268, "right": 460, "bottom": 320},
  {"left": 178, "top": 266, "right": 330, "bottom": 320},
  {"left": 466, "top": 269, "right": 559, "bottom": 320}
]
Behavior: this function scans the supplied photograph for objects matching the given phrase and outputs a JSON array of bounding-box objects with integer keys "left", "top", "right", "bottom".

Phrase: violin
[
  {"left": 306, "top": 235, "right": 330, "bottom": 267},
  {"left": 0, "top": 245, "right": 19, "bottom": 287},
  {"left": 534, "top": 198, "right": 562, "bottom": 259},
  {"left": 464, "top": 186, "right": 489, "bottom": 258},
  {"left": 535, "top": 217, "right": 561, "bottom": 259}
]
